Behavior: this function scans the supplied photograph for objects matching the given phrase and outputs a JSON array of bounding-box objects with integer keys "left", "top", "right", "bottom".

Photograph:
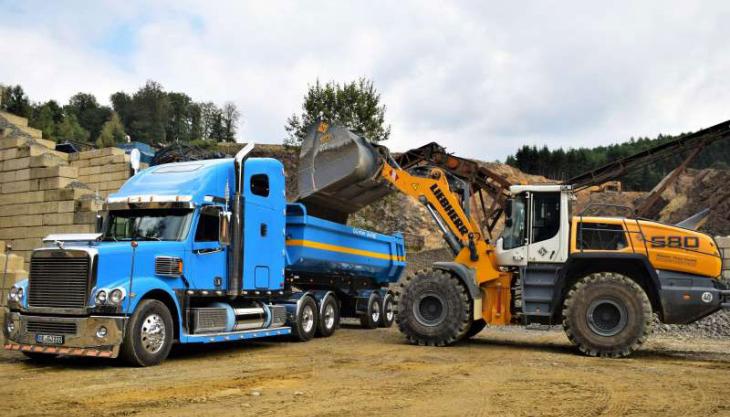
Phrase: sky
[{"left": 1, "top": 1, "right": 729, "bottom": 161}]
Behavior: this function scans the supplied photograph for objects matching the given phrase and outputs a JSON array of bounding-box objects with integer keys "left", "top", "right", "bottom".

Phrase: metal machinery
[{"left": 298, "top": 120, "right": 730, "bottom": 357}]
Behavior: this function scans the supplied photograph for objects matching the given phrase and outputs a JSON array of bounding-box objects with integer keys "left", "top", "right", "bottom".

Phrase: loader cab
[{"left": 496, "top": 185, "right": 572, "bottom": 267}]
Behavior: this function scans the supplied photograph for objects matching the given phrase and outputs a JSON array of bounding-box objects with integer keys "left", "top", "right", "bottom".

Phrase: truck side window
[
  {"left": 531, "top": 192, "right": 560, "bottom": 243},
  {"left": 577, "top": 222, "right": 627, "bottom": 250},
  {"left": 195, "top": 207, "right": 220, "bottom": 242},
  {"left": 251, "top": 174, "right": 269, "bottom": 197}
]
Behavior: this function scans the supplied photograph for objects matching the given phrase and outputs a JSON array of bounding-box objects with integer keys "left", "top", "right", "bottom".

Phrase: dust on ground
[{"left": 2, "top": 325, "right": 730, "bottom": 417}]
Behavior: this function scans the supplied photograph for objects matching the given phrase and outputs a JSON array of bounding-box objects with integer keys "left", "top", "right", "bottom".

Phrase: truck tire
[
  {"left": 119, "top": 299, "right": 174, "bottom": 367},
  {"left": 396, "top": 269, "right": 471, "bottom": 346},
  {"left": 562, "top": 272, "right": 653, "bottom": 358},
  {"left": 316, "top": 295, "right": 339, "bottom": 338},
  {"left": 464, "top": 319, "right": 486, "bottom": 339},
  {"left": 360, "top": 292, "right": 382, "bottom": 329},
  {"left": 379, "top": 292, "right": 395, "bottom": 328},
  {"left": 292, "top": 296, "right": 318, "bottom": 341}
]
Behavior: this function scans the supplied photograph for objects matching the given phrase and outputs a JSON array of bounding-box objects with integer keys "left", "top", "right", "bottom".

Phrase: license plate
[{"left": 35, "top": 334, "right": 64, "bottom": 345}]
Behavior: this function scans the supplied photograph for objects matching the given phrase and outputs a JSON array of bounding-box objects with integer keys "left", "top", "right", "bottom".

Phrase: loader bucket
[{"left": 296, "top": 122, "right": 392, "bottom": 223}]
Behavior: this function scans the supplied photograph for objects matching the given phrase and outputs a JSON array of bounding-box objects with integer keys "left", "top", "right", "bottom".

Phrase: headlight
[
  {"left": 95, "top": 289, "right": 108, "bottom": 305},
  {"left": 109, "top": 288, "right": 125, "bottom": 305},
  {"left": 9, "top": 286, "right": 18, "bottom": 302},
  {"left": 16, "top": 287, "right": 23, "bottom": 301}
]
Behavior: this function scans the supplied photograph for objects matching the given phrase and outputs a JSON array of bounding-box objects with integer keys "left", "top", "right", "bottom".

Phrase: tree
[
  {"left": 0, "top": 85, "right": 31, "bottom": 118},
  {"left": 285, "top": 78, "right": 390, "bottom": 146},
  {"left": 166, "top": 92, "right": 194, "bottom": 142},
  {"left": 55, "top": 113, "right": 89, "bottom": 142},
  {"left": 221, "top": 102, "right": 240, "bottom": 142},
  {"left": 29, "top": 101, "right": 62, "bottom": 139},
  {"left": 118, "top": 81, "right": 171, "bottom": 144},
  {"left": 65, "top": 93, "right": 111, "bottom": 142},
  {"left": 96, "top": 112, "right": 127, "bottom": 147}
]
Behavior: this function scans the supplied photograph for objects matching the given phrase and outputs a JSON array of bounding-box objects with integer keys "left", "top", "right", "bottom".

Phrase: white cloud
[{"left": 1, "top": 0, "right": 729, "bottom": 160}]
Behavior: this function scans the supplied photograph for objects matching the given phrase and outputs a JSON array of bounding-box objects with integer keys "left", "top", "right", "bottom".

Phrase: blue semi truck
[{"left": 3, "top": 146, "right": 405, "bottom": 366}]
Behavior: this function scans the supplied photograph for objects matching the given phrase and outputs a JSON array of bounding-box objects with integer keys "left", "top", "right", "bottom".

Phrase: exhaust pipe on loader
[{"left": 228, "top": 143, "right": 255, "bottom": 298}]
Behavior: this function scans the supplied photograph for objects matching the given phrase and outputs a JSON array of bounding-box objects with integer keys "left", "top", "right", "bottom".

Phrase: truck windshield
[
  {"left": 103, "top": 209, "right": 193, "bottom": 241},
  {"left": 501, "top": 194, "right": 527, "bottom": 250}
]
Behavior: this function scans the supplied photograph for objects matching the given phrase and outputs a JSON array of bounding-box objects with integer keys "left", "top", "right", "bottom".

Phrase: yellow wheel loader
[{"left": 296, "top": 120, "right": 729, "bottom": 357}]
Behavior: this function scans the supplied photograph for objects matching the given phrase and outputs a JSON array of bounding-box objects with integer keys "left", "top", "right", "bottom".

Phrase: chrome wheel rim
[
  {"left": 140, "top": 313, "right": 166, "bottom": 354},
  {"left": 323, "top": 303, "right": 335, "bottom": 329},
  {"left": 301, "top": 304, "right": 315, "bottom": 333},
  {"left": 385, "top": 297, "right": 395, "bottom": 322},
  {"left": 371, "top": 300, "right": 381, "bottom": 323}
]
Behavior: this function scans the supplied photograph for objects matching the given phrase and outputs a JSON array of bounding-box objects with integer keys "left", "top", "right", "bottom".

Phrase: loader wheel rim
[
  {"left": 414, "top": 293, "right": 447, "bottom": 327},
  {"left": 586, "top": 299, "right": 627, "bottom": 337}
]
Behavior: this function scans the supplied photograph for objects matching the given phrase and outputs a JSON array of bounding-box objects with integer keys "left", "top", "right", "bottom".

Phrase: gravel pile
[{"left": 653, "top": 310, "right": 730, "bottom": 339}]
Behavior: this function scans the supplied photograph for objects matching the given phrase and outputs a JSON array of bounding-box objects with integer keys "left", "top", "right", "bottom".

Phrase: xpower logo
[{"left": 429, "top": 183, "right": 469, "bottom": 235}]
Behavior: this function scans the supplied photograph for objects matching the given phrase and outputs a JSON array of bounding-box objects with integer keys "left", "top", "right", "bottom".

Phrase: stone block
[
  {"left": 30, "top": 166, "right": 78, "bottom": 179},
  {"left": 43, "top": 213, "right": 75, "bottom": 226},
  {"left": 38, "top": 177, "right": 73, "bottom": 190},
  {"left": 1, "top": 157, "right": 31, "bottom": 171}
]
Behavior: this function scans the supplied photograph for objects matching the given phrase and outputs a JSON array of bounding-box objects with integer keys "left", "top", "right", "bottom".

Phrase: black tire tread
[{"left": 562, "top": 272, "right": 653, "bottom": 358}]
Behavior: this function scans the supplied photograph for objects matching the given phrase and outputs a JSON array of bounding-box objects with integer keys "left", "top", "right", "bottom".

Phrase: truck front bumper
[{"left": 3, "top": 310, "right": 126, "bottom": 358}]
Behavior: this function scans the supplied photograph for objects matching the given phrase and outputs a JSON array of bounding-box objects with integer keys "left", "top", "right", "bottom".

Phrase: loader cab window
[
  {"left": 195, "top": 206, "right": 220, "bottom": 242},
  {"left": 577, "top": 222, "right": 627, "bottom": 250},
  {"left": 250, "top": 174, "right": 269, "bottom": 197},
  {"left": 502, "top": 194, "right": 527, "bottom": 250},
  {"left": 531, "top": 192, "right": 560, "bottom": 243}
]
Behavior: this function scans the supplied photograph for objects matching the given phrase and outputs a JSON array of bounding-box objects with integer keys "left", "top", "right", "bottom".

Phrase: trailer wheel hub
[
  {"left": 414, "top": 293, "right": 447, "bottom": 327},
  {"left": 586, "top": 299, "right": 627, "bottom": 337}
]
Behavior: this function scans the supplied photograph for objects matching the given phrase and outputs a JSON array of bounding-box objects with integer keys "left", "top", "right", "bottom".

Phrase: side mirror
[
  {"left": 219, "top": 211, "right": 231, "bottom": 246},
  {"left": 95, "top": 214, "right": 104, "bottom": 234}
]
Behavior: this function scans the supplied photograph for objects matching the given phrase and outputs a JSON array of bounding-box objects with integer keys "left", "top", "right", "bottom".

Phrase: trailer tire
[
  {"left": 360, "top": 292, "right": 382, "bottom": 329},
  {"left": 464, "top": 319, "right": 486, "bottom": 339},
  {"left": 379, "top": 292, "right": 395, "bottom": 328},
  {"left": 119, "top": 299, "right": 174, "bottom": 367},
  {"left": 396, "top": 269, "right": 471, "bottom": 346},
  {"left": 292, "top": 296, "right": 318, "bottom": 342},
  {"left": 316, "top": 295, "right": 339, "bottom": 338},
  {"left": 563, "top": 272, "right": 653, "bottom": 358}
]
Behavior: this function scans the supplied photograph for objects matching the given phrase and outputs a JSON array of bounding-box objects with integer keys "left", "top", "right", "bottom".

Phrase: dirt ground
[{"left": 2, "top": 323, "right": 730, "bottom": 417}]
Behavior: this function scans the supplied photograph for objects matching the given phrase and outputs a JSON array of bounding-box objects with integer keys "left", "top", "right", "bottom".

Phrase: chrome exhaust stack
[{"left": 228, "top": 143, "right": 255, "bottom": 298}]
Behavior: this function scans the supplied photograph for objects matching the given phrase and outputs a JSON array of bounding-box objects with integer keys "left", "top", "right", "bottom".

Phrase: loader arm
[{"left": 379, "top": 161, "right": 502, "bottom": 286}]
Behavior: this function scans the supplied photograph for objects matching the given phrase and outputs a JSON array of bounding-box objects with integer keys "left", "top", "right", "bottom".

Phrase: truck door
[
  {"left": 242, "top": 161, "right": 286, "bottom": 291},
  {"left": 526, "top": 192, "right": 566, "bottom": 263},
  {"left": 190, "top": 205, "right": 227, "bottom": 290}
]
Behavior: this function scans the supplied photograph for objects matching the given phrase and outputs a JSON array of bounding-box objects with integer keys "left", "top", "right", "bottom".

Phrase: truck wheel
[
  {"left": 379, "top": 292, "right": 395, "bottom": 328},
  {"left": 316, "top": 295, "right": 339, "bottom": 338},
  {"left": 119, "top": 300, "right": 174, "bottom": 367},
  {"left": 563, "top": 272, "right": 653, "bottom": 358},
  {"left": 396, "top": 269, "right": 471, "bottom": 346},
  {"left": 464, "top": 319, "right": 486, "bottom": 339},
  {"left": 292, "top": 296, "right": 318, "bottom": 341},
  {"left": 360, "top": 292, "right": 382, "bottom": 329}
]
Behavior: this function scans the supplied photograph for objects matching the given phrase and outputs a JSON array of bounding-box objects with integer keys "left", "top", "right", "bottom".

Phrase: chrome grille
[
  {"left": 25, "top": 320, "right": 78, "bottom": 335},
  {"left": 155, "top": 256, "right": 182, "bottom": 276},
  {"left": 28, "top": 251, "right": 91, "bottom": 309}
]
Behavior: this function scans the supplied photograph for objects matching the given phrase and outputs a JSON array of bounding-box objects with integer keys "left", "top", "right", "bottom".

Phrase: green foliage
[
  {"left": 285, "top": 78, "right": 390, "bottom": 146},
  {"left": 65, "top": 93, "right": 111, "bottom": 141},
  {"left": 0, "top": 85, "right": 31, "bottom": 118},
  {"left": 55, "top": 113, "right": 90, "bottom": 143},
  {"left": 96, "top": 112, "right": 127, "bottom": 147},
  {"left": 504, "top": 132, "right": 730, "bottom": 191},
  {"left": 2, "top": 81, "right": 241, "bottom": 146}
]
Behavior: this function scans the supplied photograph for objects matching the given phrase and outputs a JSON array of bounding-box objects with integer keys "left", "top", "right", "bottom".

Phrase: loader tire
[
  {"left": 464, "top": 319, "right": 487, "bottom": 339},
  {"left": 562, "top": 272, "right": 653, "bottom": 358},
  {"left": 396, "top": 269, "right": 471, "bottom": 346}
]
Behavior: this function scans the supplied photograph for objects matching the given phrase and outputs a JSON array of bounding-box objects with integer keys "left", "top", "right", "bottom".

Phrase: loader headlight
[
  {"left": 109, "top": 288, "right": 125, "bottom": 305},
  {"left": 95, "top": 289, "right": 108, "bottom": 305}
]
